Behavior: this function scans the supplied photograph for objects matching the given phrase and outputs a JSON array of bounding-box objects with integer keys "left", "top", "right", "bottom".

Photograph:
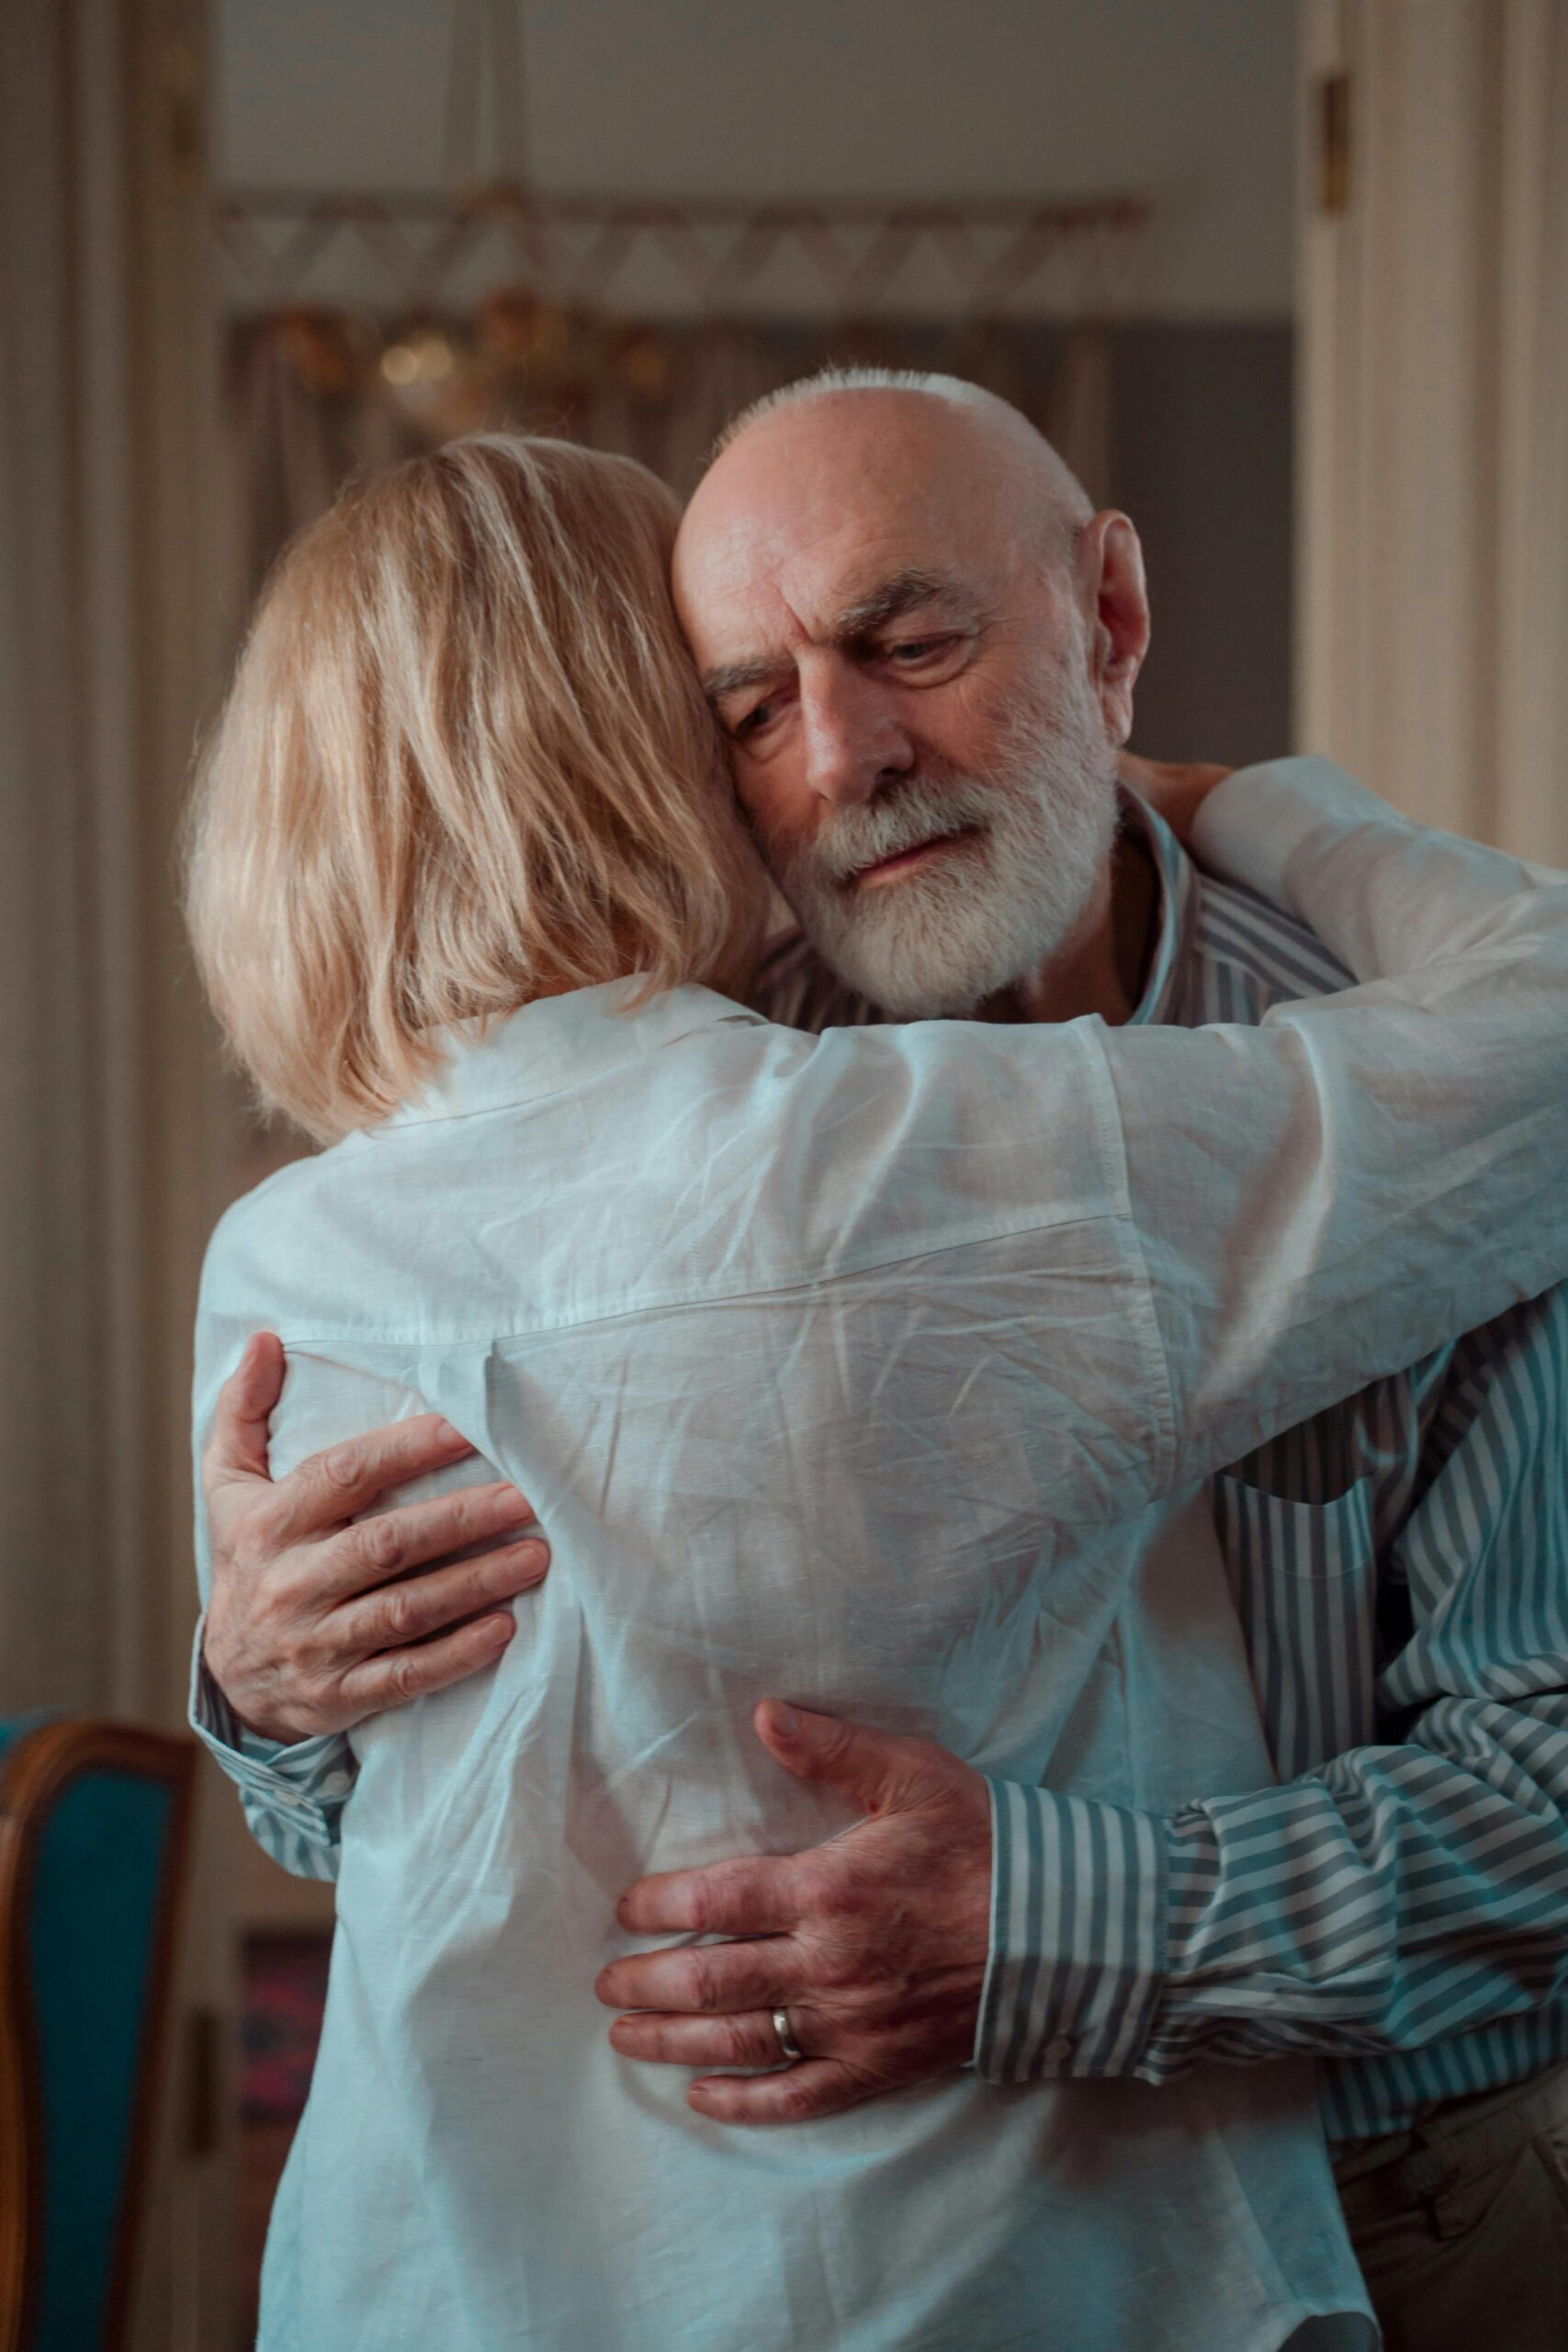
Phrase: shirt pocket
[{"left": 1212, "top": 1472, "right": 1381, "bottom": 1781}]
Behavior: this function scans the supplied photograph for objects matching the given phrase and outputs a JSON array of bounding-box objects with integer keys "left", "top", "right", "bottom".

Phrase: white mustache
[{"left": 801, "top": 776, "right": 1000, "bottom": 890}]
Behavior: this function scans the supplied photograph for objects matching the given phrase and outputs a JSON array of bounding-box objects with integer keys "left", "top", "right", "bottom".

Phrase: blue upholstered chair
[{"left": 0, "top": 1718, "right": 196, "bottom": 2352}]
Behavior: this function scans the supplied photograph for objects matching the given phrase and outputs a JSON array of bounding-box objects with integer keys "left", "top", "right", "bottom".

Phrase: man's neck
[{"left": 974, "top": 827, "right": 1160, "bottom": 1027}]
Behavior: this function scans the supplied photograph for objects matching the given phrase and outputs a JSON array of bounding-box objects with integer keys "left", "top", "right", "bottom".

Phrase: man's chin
[
  {"left": 785, "top": 848, "right": 1090, "bottom": 1020},
  {"left": 818, "top": 941, "right": 1017, "bottom": 1023}
]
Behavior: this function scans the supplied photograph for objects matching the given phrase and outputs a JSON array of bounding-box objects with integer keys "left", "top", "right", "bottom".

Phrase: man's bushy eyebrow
[
  {"left": 831, "top": 568, "right": 976, "bottom": 639},
  {"left": 700, "top": 567, "right": 980, "bottom": 704},
  {"left": 701, "top": 654, "right": 786, "bottom": 703}
]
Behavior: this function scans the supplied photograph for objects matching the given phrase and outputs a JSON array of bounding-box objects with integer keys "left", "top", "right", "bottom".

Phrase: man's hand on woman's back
[
  {"left": 599, "top": 1699, "right": 993, "bottom": 2123},
  {"left": 199, "top": 1333, "right": 550, "bottom": 1743}
]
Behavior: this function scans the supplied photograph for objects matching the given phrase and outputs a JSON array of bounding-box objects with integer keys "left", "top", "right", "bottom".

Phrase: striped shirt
[
  {"left": 191, "top": 787, "right": 1568, "bottom": 2152},
  {"left": 758, "top": 797, "right": 1568, "bottom": 2145}
]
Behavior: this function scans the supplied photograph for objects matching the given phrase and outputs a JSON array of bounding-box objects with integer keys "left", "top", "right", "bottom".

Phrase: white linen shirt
[{"left": 193, "top": 764, "right": 1568, "bottom": 2352}]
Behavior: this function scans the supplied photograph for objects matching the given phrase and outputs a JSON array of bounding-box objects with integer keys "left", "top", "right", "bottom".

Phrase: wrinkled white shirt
[{"left": 194, "top": 763, "right": 1568, "bottom": 2352}]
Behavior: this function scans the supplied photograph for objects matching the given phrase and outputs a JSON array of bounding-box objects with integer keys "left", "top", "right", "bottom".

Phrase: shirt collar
[
  {"left": 379, "top": 978, "right": 767, "bottom": 1127},
  {"left": 1120, "top": 788, "right": 1201, "bottom": 1026}
]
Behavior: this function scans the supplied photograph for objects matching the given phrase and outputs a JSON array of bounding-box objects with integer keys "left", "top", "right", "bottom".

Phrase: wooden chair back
[{"left": 0, "top": 1720, "right": 196, "bottom": 2352}]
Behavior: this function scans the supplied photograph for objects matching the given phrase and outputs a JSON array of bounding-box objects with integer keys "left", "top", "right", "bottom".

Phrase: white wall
[{"left": 217, "top": 0, "right": 1297, "bottom": 319}]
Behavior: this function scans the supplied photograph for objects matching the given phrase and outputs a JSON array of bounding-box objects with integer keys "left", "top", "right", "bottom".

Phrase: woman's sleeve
[{"left": 1091, "top": 758, "right": 1568, "bottom": 1488}]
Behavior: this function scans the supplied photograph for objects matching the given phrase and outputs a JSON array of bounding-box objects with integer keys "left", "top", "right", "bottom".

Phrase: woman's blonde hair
[{"left": 185, "top": 434, "right": 766, "bottom": 1141}]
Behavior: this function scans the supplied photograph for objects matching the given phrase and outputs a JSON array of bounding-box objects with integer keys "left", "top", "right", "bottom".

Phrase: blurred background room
[{"left": 2, "top": 2, "right": 1565, "bottom": 2344}]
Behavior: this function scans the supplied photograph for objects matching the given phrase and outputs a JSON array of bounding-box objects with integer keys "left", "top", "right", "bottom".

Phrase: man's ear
[{"left": 1078, "top": 511, "right": 1150, "bottom": 747}]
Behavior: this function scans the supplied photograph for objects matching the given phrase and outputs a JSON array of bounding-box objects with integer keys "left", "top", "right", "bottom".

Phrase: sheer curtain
[
  {"left": 0, "top": 14, "right": 235, "bottom": 2333},
  {"left": 1297, "top": 0, "right": 1568, "bottom": 864},
  {"left": 0, "top": 0, "right": 228, "bottom": 1728}
]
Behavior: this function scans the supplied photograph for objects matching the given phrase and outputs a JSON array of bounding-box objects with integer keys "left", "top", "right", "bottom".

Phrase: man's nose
[{"left": 798, "top": 659, "right": 914, "bottom": 808}]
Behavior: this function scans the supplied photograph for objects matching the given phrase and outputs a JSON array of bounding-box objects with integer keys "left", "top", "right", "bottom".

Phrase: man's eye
[
  {"left": 886, "top": 635, "right": 958, "bottom": 665},
  {"left": 735, "top": 699, "right": 775, "bottom": 740}
]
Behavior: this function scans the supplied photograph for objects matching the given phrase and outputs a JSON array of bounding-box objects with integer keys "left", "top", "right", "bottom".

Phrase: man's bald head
[
  {"left": 671, "top": 368, "right": 1150, "bottom": 1022},
  {"left": 680, "top": 372, "right": 1094, "bottom": 621},
  {"left": 706, "top": 368, "right": 1093, "bottom": 568}
]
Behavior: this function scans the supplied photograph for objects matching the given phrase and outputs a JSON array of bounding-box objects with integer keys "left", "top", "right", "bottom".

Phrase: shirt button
[{"left": 1043, "top": 2034, "right": 1076, "bottom": 2067}]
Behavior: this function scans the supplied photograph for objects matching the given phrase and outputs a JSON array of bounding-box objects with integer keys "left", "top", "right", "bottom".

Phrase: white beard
[{"left": 770, "top": 678, "right": 1119, "bottom": 1020}]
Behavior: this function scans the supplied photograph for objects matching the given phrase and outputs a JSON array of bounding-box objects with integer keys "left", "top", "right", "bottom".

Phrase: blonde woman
[{"left": 187, "top": 435, "right": 1568, "bottom": 2352}]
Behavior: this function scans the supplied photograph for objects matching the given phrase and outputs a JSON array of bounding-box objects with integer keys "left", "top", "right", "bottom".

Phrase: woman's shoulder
[
  {"left": 204, "top": 1125, "right": 363, "bottom": 1261},
  {"left": 197, "top": 1125, "right": 415, "bottom": 1341}
]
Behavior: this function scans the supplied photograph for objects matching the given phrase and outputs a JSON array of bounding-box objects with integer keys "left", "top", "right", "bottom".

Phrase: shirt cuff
[
  {"left": 974, "top": 1781, "right": 1168, "bottom": 2083},
  {"left": 187, "top": 1616, "right": 355, "bottom": 1838}
]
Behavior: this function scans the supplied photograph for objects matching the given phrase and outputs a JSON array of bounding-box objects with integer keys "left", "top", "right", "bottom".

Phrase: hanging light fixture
[
  {"left": 446, "top": 0, "right": 530, "bottom": 206},
  {"left": 378, "top": 0, "right": 590, "bottom": 438},
  {"left": 221, "top": 0, "right": 1153, "bottom": 381}
]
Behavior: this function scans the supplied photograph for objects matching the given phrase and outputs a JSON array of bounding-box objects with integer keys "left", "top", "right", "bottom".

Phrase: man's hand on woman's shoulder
[
  {"left": 199, "top": 1333, "right": 550, "bottom": 1744},
  {"left": 1118, "top": 751, "right": 1234, "bottom": 845}
]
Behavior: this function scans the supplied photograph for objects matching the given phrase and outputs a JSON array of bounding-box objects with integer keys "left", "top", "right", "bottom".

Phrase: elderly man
[{"left": 197, "top": 376, "right": 1568, "bottom": 2350}]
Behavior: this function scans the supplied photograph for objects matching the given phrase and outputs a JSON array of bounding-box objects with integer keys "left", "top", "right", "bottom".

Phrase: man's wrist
[
  {"left": 975, "top": 1781, "right": 1168, "bottom": 2086},
  {"left": 189, "top": 1618, "right": 345, "bottom": 1773}
]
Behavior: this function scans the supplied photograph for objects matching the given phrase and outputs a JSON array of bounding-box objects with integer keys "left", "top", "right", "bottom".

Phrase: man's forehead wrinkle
[
  {"left": 685, "top": 513, "right": 917, "bottom": 669},
  {"left": 698, "top": 562, "right": 983, "bottom": 705},
  {"left": 694, "top": 568, "right": 814, "bottom": 703},
  {"left": 680, "top": 502, "right": 836, "bottom": 619}
]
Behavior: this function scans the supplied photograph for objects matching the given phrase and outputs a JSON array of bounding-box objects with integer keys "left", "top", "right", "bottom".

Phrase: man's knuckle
[
  {"left": 274, "top": 1619, "right": 318, "bottom": 1671},
  {"left": 807, "top": 1922, "right": 867, "bottom": 1984},
  {"left": 720, "top": 2019, "right": 757, "bottom": 2067},
  {"left": 681, "top": 1882, "right": 719, "bottom": 1937},
  {"left": 818, "top": 1868, "right": 874, "bottom": 1924},
  {"left": 685, "top": 1952, "right": 720, "bottom": 2011},
  {"left": 228, "top": 1535, "right": 272, "bottom": 1585},
  {"left": 281, "top": 1606, "right": 324, "bottom": 1661},
  {"left": 244, "top": 1573, "right": 288, "bottom": 1625},
  {"left": 321, "top": 1442, "right": 361, "bottom": 1494},
  {"left": 450, "top": 1492, "right": 484, "bottom": 1541},
  {"left": 388, "top": 1653, "right": 424, "bottom": 1702},
  {"left": 358, "top": 1517, "right": 403, "bottom": 1576},
  {"left": 278, "top": 1657, "right": 330, "bottom": 1713},
  {"left": 819, "top": 1948, "right": 864, "bottom": 1994},
  {"left": 380, "top": 1586, "right": 419, "bottom": 1641}
]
